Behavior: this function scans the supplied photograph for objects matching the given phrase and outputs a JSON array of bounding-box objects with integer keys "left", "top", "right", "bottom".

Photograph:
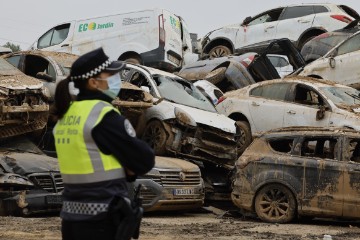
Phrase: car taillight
[
  {"left": 331, "top": 15, "right": 352, "bottom": 23},
  {"left": 217, "top": 96, "right": 226, "bottom": 105},
  {"left": 159, "top": 14, "right": 165, "bottom": 45}
]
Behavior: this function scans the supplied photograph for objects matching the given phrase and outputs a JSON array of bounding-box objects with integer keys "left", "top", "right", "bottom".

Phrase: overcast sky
[{"left": 1, "top": 0, "right": 360, "bottom": 50}]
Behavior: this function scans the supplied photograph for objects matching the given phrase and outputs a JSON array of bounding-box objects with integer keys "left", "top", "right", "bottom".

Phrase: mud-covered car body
[
  {"left": 136, "top": 156, "right": 204, "bottom": 212},
  {"left": 200, "top": 4, "right": 358, "bottom": 58},
  {"left": 217, "top": 77, "right": 360, "bottom": 138},
  {"left": 2, "top": 50, "right": 78, "bottom": 100},
  {"left": 299, "top": 30, "right": 360, "bottom": 89},
  {"left": 0, "top": 58, "right": 49, "bottom": 138},
  {"left": 300, "top": 19, "right": 360, "bottom": 63},
  {"left": 121, "top": 63, "right": 239, "bottom": 169},
  {"left": 232, "top": 127, "right": 360, "bottom": 223},
  {"left": 0, "top": 137, "right": 63, "bottom": 216},
  {"left": 178, "top": 39, "right": 305, "bottom": 93}
]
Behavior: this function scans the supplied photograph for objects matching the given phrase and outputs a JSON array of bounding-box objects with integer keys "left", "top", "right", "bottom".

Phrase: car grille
[
  {"left": 28, "top": 173, "right": 64, "bottom": 193},
  {"left": 158, "top": 170, "right": 201, "bottom": 187}
]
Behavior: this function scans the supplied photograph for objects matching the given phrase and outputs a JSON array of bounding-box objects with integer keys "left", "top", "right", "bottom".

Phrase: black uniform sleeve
[{"left": 91, "top": 110, "right": 155, "bottom": 176}]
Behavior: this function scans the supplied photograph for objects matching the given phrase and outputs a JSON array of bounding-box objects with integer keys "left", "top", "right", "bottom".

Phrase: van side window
[
  {"left": 300, "top": 138, "right": 338, "bottom": 160},
  {"left": 38, "top": 24, "right": 70, "bottom": 49}
]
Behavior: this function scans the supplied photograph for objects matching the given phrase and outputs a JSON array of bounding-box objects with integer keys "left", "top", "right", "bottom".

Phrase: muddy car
[
  {"left": 2, "top": 50, "right": 79, "bottom": 100},
  {"left": 299, "top": 29, "right": 360, "bottom": 89},
  {"left": 0, "top": 58, "right": 49, "bottom": 138},
  {"left": 217, "top": 77, "right": 360, "bottom": 151},
  {"left": 178, "top": 39, "right": 305, "bottom": 93},
  {"left": 232, "top": 127, "right": 360, "bottom": 223},
  {"left": 136, "top": 156, "right": 204, "bottom": 212},
  {"left": 121, "top": 63, "right": 240, "bottom": 168},
  {"left": 0, "top": 136, "right": 63, "bottom": 216}
]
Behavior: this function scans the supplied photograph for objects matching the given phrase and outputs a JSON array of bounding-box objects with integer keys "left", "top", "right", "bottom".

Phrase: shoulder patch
[{"left": 124, "top": 119, "right": 136, "bottom": 137}]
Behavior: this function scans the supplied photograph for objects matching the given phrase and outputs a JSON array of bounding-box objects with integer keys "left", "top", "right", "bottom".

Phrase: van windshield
[
  {"left": 153, "top": 74, "right": 216, "bottom": 112},
  {"left": 38, "top": 24, "right": 70, "bottom": 49}
]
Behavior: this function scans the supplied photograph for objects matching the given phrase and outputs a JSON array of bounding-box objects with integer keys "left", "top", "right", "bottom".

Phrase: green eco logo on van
[{"left": 78, "top": 22, "right": 114, "bottom": 32}]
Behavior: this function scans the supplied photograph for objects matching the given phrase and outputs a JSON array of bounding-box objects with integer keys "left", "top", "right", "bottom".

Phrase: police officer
[{"left": 53, "top": 48, "right": 155, "bottom": 240}]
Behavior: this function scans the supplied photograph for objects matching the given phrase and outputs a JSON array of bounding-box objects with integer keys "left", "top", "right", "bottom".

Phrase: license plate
[
  {"left": 46, "top": 195, "right": 63, "bottom": 205},
  {"left": 173, "top": 188, "right": 195, "bottom": 195}
]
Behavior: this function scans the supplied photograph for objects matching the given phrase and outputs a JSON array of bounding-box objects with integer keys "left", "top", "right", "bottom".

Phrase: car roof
[{"left": 127, "top": 63, "right": 184, "bottom": 79}]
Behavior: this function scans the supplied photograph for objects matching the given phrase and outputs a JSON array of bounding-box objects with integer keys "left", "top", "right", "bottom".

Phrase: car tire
[
  {"left": 141, "top": 120, "right": 173, "bottom": 155},
  {"left": 124, "top": 56, "right": 142, "bottom": 65},
  {"left": 205, "top": 67, "right": 227, "bottom": 85},
  {"left": 209, "top": 45, "right": 232, "bottom": 59},
  {"left": 254, "top": 184, "right": 296, "bottom": 223},
  {"left": 236, "top": 121, "right": 252, "bottom": 155}
]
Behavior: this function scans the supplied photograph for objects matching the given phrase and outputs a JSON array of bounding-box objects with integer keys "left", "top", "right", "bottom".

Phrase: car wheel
[
  {"left": 124, "top": 56, "right": 142, "bottom": 65},
  {"left": 205, "top": 67, "right": 227, "bottom": 84},
  {"left": 236, "top": 121, "right": 252, "bottom": 155},
  {"left": 141, "top": 120, "right": 172, "bottom": 155},
  {"left": 255, "top": 184, "right": 296, "bottom": 223},
  {"left": 209, "top": 45, "right": 232, "bottom": 59}
]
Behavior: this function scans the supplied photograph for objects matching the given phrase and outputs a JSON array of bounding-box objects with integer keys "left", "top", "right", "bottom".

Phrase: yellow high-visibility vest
[{"left": 54, "top": 100, "right": 125, "bottom": 184}]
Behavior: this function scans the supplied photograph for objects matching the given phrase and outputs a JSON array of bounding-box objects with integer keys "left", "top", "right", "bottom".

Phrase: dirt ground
[{"left": 0, "top": 207, "right": 360, "bottom": 240}]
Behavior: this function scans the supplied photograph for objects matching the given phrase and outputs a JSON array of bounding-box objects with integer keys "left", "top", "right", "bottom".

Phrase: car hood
[
  {"left": 0, "top": 75, "right": 43, "bottom": 90},
  {"left": 0, "top": 152, "right": 59, "bottom": 175},
  {"left": 171, "top": 102, "right": 236, "bottom": 133},
  {"left": 154, "top": 156, "right": 199, "bottom": 171}
]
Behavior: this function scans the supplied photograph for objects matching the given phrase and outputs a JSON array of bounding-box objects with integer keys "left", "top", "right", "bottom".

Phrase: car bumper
[
  {"left": 2, "top": 190, "right": 62, "bottom": 216},
  {"left": 135, "top": 178, "right": 205, "bottom": 212}
]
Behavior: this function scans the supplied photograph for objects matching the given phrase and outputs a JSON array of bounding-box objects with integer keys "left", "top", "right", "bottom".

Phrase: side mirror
[
  {"left": 242, "top": 16, "right": 252, "bottom": 25},
  {"left": 329, "top": 57, "right": 336, "bottom": 68},
  {"left": 316, "top": 105, "right": 326, "bottom": 120},
  {"left": 36, "top": 72, "right": 54, "bottom": 82}
]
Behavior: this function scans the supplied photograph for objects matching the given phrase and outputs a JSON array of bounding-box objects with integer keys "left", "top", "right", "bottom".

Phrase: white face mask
[{"left": 102, "top": 73, "right": 122, "bottom": 99}]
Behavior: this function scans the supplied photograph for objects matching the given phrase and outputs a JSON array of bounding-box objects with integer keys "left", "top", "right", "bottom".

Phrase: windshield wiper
[{"left": 345, "top": 92, "right": 360, "bottom": 101}]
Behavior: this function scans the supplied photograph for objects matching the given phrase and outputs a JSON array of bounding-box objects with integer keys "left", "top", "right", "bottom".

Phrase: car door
[
  {"left": 284, "top": 83, "right": 331, "bottom": 128},
  {"left": 321, "top": 32, "right": 360, "bottom": 87},
  {"left": 247, "top": 82, "right": 291, "bottom": 133},
  {"left": 342, "top": 137, "right": 360, "bottom": 218},
  {"left": 235, "top": 8, "right": 283, "bottom": 50},
  {"left": 275, "top": 6, "right": 315, "bottom": 43},
  {"left": 293, "top": 136, "right": 344, "bottom": 217}
]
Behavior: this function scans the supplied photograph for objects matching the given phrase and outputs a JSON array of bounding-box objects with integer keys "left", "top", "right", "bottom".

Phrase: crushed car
[
  {"left": 2, "top": 50, "right": 79, "bottom": 100},
  {"left": 178, "top": 39, "right": 305, "bottom": 93},
  {"left": 0, "top": 136, "right": 63, "bottom": 216},
  {"left": 0, "top": 58, "right": 49, "bottom": 139},
  {"left": 299, "top": 29, "right": 360, "bottom": 89},
  {"left": 200, "top": 3, "right": 359, "bottom": 58},
  {"left": 232, "top": 127, "right": 360, "bottom": 223},
  {"left": 136, "top": 156, "right": 204, "bottom": 212},
  {"left": 216, "top": 77, "right": 360, "bottom": 151}
]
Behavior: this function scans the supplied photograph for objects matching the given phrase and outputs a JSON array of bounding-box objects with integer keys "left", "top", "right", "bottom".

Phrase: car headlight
[
  {"left": 174, "top": 107, "right": 197, "bottom": 127},
  {"left": 0, "top": 173, "right": 34, "bottom": 186}
]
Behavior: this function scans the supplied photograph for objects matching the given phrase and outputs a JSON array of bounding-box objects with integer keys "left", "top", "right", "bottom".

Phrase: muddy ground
[{"left": 0, "top": 207, "right": 360, "bottom": 240}]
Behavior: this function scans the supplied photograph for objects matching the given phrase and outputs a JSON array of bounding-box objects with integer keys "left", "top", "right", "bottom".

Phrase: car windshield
[
  {"left": 0, "top": 58, "right": 23, "bottom": 75},
  {"left": 320, "top": 86, "right": 360, "bottom": 106},
  {"left": 153, "top": 74, "right": 216, "bottom": 112}
]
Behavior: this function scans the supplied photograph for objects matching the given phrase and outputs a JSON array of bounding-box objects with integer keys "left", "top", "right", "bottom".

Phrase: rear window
[{"left": 281, "top": 6, "right": 314, "bottom": 20}]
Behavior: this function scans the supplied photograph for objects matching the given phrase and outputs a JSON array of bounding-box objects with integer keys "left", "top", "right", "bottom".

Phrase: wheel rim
[
  {"left": 143, "top": 123, "right": 166, "bottom": 150},
  {"left": 258, "top": 188, "right": 290, "bottom": 219},
  {"left": 210, "top": 47, "right": 228, "bottom": 58}
]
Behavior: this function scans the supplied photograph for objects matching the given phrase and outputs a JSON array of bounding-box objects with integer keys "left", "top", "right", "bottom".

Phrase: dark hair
[{"left": 54, "top": 77, "right": 89, "bottom": 119}]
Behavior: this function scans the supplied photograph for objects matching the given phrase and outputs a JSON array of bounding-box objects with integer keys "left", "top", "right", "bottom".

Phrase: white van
[{"left": 30, "top": 8, "right": 197, "bottom": 71}]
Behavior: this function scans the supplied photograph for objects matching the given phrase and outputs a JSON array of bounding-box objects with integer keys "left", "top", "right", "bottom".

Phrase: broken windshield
[
  {"left": 153, "top": 74, "right": 216, "bottom": 112},
  {"left": 320, "top": 86, "right": 360, "bottom": 106}
]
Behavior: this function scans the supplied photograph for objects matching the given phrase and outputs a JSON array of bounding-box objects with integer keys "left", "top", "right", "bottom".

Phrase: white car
[
  {"left": 267, "top": 54, "right": 293, "bottom": 78},
  {"left": 299, "top": 30, "right": 360, "bottom": 89},
  {"left": 121, "top": 63, "right": 240, "bottom": 168},
  {"left": 216, "top": 77, "right": 360, "bottom": 149},
  {"left": 201, "top": 3, "right": 359, "bottom": 58},
  {"left": 193, "top": 80, "right": 224, "bottom": 105}
]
